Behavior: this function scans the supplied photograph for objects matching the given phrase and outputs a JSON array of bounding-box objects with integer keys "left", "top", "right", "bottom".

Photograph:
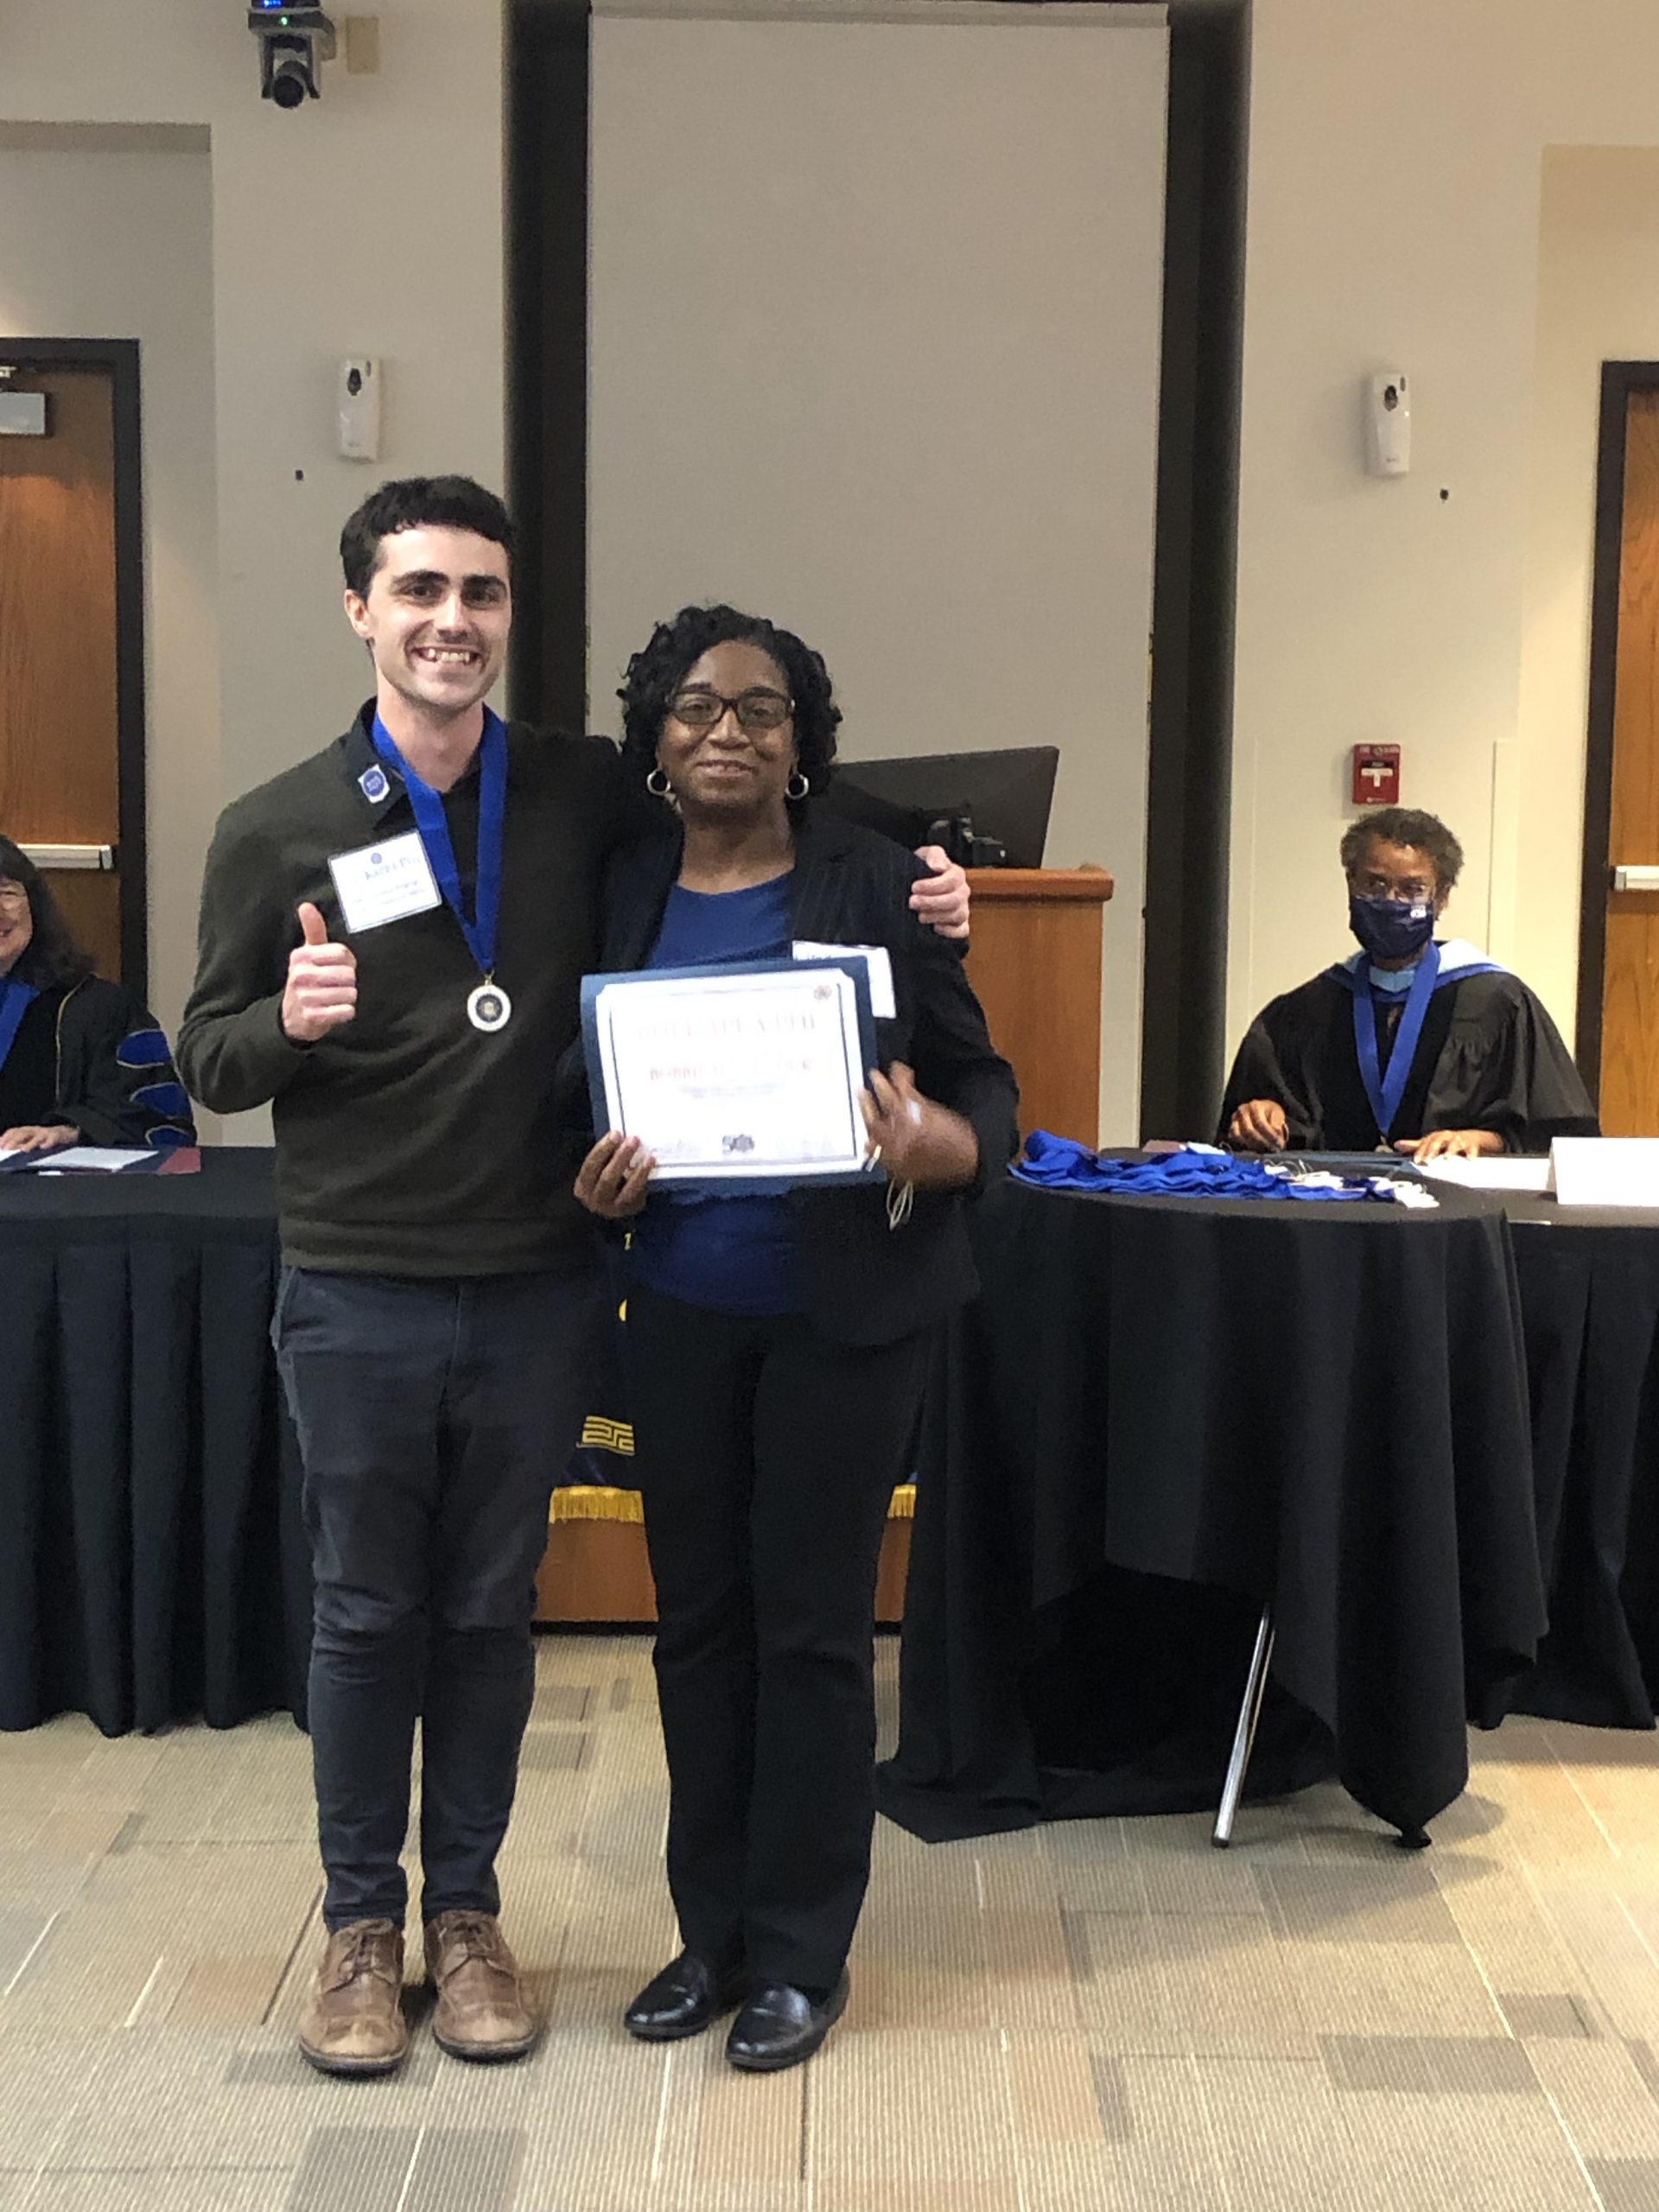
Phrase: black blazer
[{"left": 582, "top": 808, "right": 1020, "bottom": 1347}]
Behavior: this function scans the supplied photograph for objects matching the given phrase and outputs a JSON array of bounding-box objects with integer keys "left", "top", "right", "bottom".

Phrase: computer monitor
[{"left": 818, "top": 746, "right": 1059, "bottom": 868}]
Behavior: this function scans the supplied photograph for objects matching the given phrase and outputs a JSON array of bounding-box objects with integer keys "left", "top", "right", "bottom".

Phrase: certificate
[{"left": 580, "top": 958, "right": 879, "bottom": 1189}]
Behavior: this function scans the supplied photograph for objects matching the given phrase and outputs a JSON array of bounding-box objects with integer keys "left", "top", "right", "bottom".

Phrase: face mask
[{"left": 1349, "top": 892, "right": 1435, "bottom": 963}]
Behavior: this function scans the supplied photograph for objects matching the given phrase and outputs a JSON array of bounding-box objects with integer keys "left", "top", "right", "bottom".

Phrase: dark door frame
[
  {"left": 1577, "top": 359, "right": 1659, "bottom": 1097},
  {"left": 1138, "top": 0, "right": 1249, "bottom": 1141},
  {"left": 507, "top": 0, "right": 588, "bottom": 741},
  {"left": 0, "top": 335, "right": 147, "bottom": 995}
]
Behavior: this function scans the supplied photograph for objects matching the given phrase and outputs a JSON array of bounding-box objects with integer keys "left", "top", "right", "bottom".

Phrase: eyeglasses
[
  {"left": 667, "top": 688, "right": 793, "bottom": 735},
  {"left": 0, "top": 884, "right": 28, "bottom": 910},
  {"left": 1351, "top": 872, "right": 1436, "bottom": 905}
]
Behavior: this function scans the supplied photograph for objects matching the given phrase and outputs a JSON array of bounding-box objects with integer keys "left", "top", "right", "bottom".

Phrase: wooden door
[{"left": 0, "top": 363, "right": 123, "bottom": 981}]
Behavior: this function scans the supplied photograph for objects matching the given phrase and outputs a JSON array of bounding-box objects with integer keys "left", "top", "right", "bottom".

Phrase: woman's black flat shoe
[
  {"left": 725, "top": 1974, "right": 849, "bottom": 2071},
  {"left": 624, "top": 1951, "right": 747, "bottom": 2042}
]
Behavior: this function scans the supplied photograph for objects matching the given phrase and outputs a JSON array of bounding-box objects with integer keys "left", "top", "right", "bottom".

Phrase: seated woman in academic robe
[
  {"left": 1219, "top": 807, "right": 1597, "bottom": 1161},
  {"left": 0, "top": 834, "right": 195, "bottom": 1156}
]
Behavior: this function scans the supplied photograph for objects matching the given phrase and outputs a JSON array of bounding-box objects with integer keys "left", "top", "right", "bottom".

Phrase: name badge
[
  {"left": 328, "top": 832, "right": 442, "bottom": 934},
  {"left": 792, "top": 940, "right": 897, "bottom": 1020}
]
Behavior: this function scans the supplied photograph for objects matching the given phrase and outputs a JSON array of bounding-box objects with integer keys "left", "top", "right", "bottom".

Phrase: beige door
[{"left": 0, "top": 362, "right": 123, "bottom": 981}]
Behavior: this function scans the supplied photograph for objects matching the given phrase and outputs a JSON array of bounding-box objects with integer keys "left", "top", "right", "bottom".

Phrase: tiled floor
[{"left": 5, "top": 1638, "right": 1659, "bottom": 2209}]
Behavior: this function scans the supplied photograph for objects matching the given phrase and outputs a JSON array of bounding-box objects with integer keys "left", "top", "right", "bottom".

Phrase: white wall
[
  {"left": 1230, "top": 0, "right": 1659, "bottom": 1070},
  {"left": 0, "top": 125, "right": 216, "bottom": 1067},
  {"left": 588, "top": 5, "right": 1168, "bottom": 1141},
  {"left": 0, "top": 0, "right": 505, "bottom": 1120}
]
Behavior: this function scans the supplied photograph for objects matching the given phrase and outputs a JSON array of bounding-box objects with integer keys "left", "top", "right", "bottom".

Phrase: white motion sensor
[
  {"left": 337, "top": 358, "right": 382, "bottom": 463},
  {"left": 1366, "top": 372, "right": 1410, "bottom": 476}
]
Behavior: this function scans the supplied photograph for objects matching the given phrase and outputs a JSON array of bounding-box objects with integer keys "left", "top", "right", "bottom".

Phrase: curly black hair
[
  {"left": 339, "top": 475, "right": 514, "bottom": 599},
  {"left": 0, "top": 834, "right": 95, "bottom": 988},
  {"left": 616, "top": 604, "right": 842, "bottom": 805},
  {"left": 1339, "top": 806, "right": 1464, "bottom": 894}
]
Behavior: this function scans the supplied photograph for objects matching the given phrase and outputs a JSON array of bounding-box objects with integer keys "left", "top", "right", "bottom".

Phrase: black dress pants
[{"left": 626, "top": 1282, "right": 927, "bottom": 1992}]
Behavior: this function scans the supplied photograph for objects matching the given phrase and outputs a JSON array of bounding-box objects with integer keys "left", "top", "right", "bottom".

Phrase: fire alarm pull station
[{"left": 1352, "top": 744, "right": 1401, "bottom": 807}]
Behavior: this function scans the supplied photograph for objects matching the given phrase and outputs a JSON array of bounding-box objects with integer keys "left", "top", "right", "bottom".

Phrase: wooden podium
[
  {"left": 962, "top": 866, "right": 1115, "bottom": 1142},
  {"left": 533, "top": 862, "right": 1113, "bottom": 1626}
]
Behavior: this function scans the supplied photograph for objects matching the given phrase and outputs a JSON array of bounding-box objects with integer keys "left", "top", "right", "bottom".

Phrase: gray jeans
[{"left": 273, "top": 1262, "right": 604, "bottom": 1929}]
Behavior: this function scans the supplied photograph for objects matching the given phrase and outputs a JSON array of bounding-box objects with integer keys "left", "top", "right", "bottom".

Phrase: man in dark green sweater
[{"left": 179, "top": 476, "right": 969, "bottom": 2079}]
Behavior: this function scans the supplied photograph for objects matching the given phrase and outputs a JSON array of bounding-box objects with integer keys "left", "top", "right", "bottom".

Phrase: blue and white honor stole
[{"left": 1327, "top": 939, "right": 1504, "bottom": 1143}]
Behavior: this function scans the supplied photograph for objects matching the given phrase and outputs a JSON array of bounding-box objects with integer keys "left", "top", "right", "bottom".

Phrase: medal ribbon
[
  {"left": 0, "top": 976, "right": 38, "bottom": 1074},
  {"left": 1351, "top": 939, "right": 1440, "bottom": 1141},
  {"left": 369, "top": 707, "right": 507, "bottom": 980}
]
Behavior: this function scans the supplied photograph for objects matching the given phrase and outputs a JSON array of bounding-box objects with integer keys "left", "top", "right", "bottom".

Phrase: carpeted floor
[{"left": 4, "top": 1637, "right": 1659, "bottom": 2209}]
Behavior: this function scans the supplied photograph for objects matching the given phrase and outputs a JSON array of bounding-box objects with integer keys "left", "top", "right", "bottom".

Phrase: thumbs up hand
[{"left": 281, "top": 900, "right": 359, "bottom": 1044}]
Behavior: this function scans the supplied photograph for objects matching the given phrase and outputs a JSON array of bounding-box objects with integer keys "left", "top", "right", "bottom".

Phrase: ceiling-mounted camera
[{"left": 248, "top": 3, "right": 337, "bottom": 109}]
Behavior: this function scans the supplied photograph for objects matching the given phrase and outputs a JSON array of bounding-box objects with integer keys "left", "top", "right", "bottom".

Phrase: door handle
[{"left": 19, "top": 843, "right": 115, "bottom": 871}]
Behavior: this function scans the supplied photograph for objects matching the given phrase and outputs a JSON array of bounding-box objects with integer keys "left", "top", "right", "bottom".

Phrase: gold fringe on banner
[
  {"left": 549, "top": 1480, "right": 918, "bottom": 1529},
  {"left": 550, "top": 1485, "right": 645, "bottom": 1526}
]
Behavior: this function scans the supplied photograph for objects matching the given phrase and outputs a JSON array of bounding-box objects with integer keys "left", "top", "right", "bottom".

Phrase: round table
[{"left": 878, "top": 1171, "right": 1547, "bottom": 1843}]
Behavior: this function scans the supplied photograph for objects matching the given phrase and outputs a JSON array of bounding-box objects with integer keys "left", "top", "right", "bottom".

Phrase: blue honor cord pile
[{"left": 1012, "top": 1132, "right": 1440, "bottom": 1205}]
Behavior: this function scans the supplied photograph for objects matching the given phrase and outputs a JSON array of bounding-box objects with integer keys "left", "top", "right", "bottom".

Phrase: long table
[
  {"left": 1505, "top": 1192, "right": 1659, "bottom": 1727},
  {"left": 0, "top": 1151, "right": 307, "bottom": 1733}
]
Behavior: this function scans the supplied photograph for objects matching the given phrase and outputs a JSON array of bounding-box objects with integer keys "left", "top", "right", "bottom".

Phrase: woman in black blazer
[{"left": 575, "top": 605, "right": 1017, "bottom": 2071}]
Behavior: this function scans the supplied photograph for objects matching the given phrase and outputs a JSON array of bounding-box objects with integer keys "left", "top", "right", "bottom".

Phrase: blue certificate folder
[{"left": 580, "top": 957, "right": 882, "bottom": 1196}]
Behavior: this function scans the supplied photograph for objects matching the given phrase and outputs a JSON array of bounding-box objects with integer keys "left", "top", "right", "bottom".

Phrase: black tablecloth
[
  {"left": 0, "top": 1152, "right": 308, "bottom": 1734},
  {"left": 10, "top": 1151, "right": 1657, "bottom": 1777},
  {"left": 877, "top": 1175, "right": 1548, "bottom": 1843},
  {"left": 1503, "top": 1197, "right": 1659, "bottom": 1727}
]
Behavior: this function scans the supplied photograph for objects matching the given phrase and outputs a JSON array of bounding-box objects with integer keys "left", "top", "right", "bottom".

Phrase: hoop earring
[
  {"left": 646, "top": 766, "right": 672, "bottom": 799},
  {"left": 786, "top": 770, "right": 810, "bottom": 802}
]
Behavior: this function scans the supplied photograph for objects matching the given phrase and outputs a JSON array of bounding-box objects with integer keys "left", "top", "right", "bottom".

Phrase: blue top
[
  {"left": 626, "top": 873, "right": 807, "bottom": 1316},
  {"left": 0, "top": 976, "right": 39, "bottom": 1075}
]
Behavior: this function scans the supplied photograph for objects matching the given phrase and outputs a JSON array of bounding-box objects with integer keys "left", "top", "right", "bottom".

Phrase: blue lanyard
[
  {"left": 1351, "top": 940, "right": 1440, "bottom": 1140},
  {"left": 0, "top": 976, "right": 38, "bottom": 1073},
  {"left": 1012, "top": 1134, "right": 1385, "bottom": 1202},
  {"left": 370, "top": 707, "right": 507, "bottom": 979}
]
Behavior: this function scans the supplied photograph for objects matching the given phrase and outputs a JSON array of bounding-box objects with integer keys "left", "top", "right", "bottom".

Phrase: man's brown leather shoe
[
  {"left": 424, "top": 1910, "right": 539, "bottom": 2063},
  {"left": 297, "top": 1918, "right": 408, "bottom": 2076}
]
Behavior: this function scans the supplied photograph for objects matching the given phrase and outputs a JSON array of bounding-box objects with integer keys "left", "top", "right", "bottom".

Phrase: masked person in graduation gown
[
  {"left": 1220, "top": 807, "right": 1597, "bottom": 1161},
  {"left": 0, "top": 834, "right": 194, "bottom": 1157},
  {"left": 572, "top": 606, "right": 1019, "bottom": 2073}
]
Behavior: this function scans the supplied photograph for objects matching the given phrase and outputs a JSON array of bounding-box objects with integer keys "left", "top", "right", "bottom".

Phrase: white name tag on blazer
[
  {"left": 792, "top": 940, "right": 896, "bottom": 1020},
  {"left": 328, "top": 832, "right": 442, "bottom": 934}
]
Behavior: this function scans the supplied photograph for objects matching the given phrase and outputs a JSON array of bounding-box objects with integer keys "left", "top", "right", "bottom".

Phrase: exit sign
[{"left": 0, "top": 391, "right": 47, "bottom": 436}]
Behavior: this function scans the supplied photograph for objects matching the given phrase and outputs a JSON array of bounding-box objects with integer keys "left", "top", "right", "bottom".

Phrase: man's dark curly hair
[
  {"left": 339, "top": 475, "right": 514, "bottom": 599},
  {"left": 617, "top": 604, "right": 842, "bottom": 804},
  {"left": 1340, "top": 806, "right": 1464, "bottom": 894},
  {"left": 0, "top": 835, "right": 95, "bottom": 988}
]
